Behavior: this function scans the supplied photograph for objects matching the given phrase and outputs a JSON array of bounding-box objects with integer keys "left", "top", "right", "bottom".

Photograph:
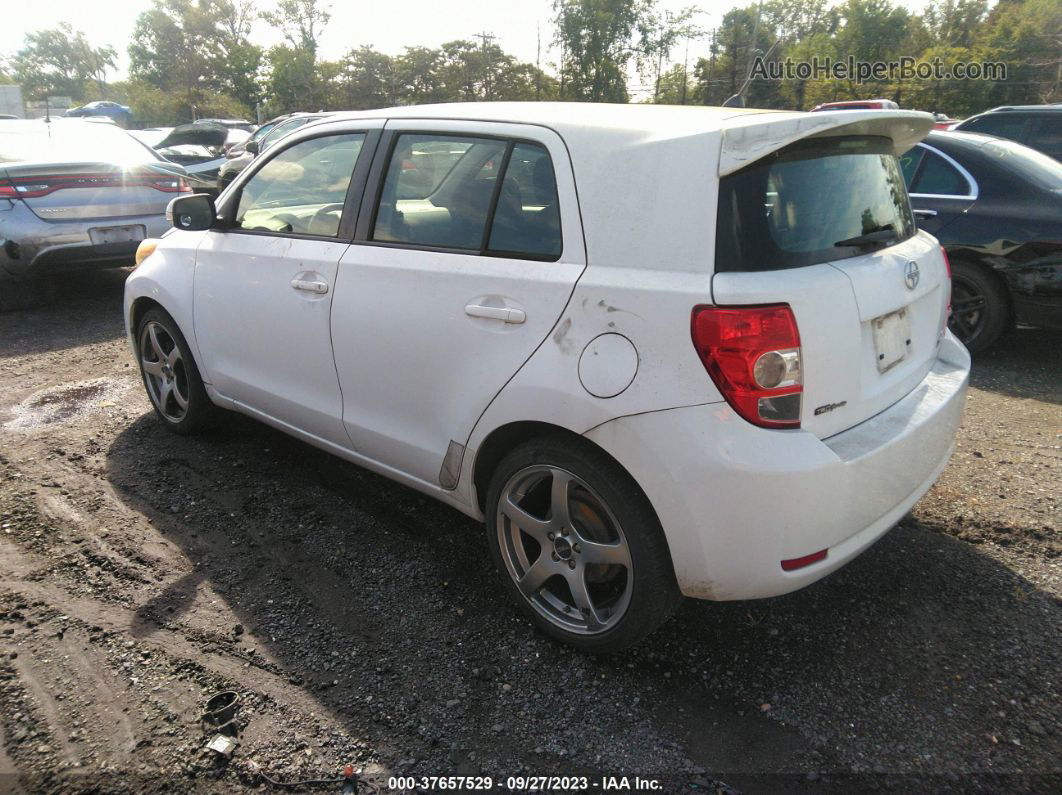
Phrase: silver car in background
[{"left": 0, "top": 119, "right": 188, "bottom": 309}]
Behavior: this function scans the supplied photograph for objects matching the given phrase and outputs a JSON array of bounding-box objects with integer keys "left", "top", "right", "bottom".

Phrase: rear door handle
[
  {"left": 465, "top": 303, "right": 526, "bottom": 324},
  {"left": 913, "top": 208, "right": 938, "bottom": 218},
  {"left": 291, "top": 278, "right": 329, "bottom": 294}
]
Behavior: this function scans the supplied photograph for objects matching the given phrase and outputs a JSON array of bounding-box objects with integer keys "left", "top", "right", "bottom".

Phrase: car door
[
  {"left": 331, "top": 121, "right": 585, "bottom": 487},
  {"left": 902, "top": 143, "right": 976, "bottom": 235},
  {"left": 193, "top": 122, "right": 381, "bottom": 447}
]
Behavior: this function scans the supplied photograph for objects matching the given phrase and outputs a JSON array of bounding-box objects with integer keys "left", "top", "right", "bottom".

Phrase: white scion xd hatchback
[{"left": 126, "top": 103, "right": 970, "bottom": 652}]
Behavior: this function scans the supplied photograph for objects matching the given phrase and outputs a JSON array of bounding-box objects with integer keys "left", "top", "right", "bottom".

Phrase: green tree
[
  {"left": 129, "top": 0, "right": 256, "bottom": 121},
  {"left": 553, "top": 0, "right": 651, "bottom": 102},
  {"left": 11, "top": 23, "right": 117, "bottom": 101},
  {"left": 260, "top": 0, "right": 331, "bottom": 56}
]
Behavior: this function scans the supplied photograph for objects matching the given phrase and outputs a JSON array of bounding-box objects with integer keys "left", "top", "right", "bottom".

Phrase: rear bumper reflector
[{"left": 781, "top": 549, "right": 828, "bottom": 571}]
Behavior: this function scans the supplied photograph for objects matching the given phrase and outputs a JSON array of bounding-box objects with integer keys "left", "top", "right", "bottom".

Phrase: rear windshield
[
  {"left": 0, "top": 121, "right": 159, "bottom": 165},
  {"left": 716, "top": 135, "right": 915, "bottom": 272}
]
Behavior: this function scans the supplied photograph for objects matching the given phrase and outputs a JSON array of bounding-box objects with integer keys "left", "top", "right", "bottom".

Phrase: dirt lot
[{"left": 0, "top": 269, "right": 1058, "bottom": 793}]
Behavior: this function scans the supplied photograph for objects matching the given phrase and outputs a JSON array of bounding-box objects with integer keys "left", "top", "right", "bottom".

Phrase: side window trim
[
  {"left": 355, "top": 127, "right": 563, "bottom": 262},
  {"left": 216, "top": 127, "right": 381, "bottom": 243},
  {"left": 908, "top": 143, "right": 979, "bottom": 200}
]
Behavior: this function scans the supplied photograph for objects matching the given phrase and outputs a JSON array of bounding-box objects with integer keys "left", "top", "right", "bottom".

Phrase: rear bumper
[
  {"left": 0, "top": 202, "right": 169, "bottom": 279},
  {"left": 584, "top": 332, "right": 971, "bottom": 601}
]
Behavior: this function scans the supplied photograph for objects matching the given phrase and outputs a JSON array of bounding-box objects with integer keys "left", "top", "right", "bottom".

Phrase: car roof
[
  {"left": 311, "top": 102, "right": 933, "bottom": 176},
  {"left": 970, "top": 105, "right": 1062, "bottom": 115}
]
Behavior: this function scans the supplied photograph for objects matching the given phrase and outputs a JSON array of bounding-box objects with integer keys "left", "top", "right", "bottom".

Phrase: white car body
[{"left": 125, "top": 103, "right": 969, "bottom": 610}]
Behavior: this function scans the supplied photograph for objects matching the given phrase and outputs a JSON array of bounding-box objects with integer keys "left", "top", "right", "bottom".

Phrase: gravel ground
[{"left": 0, "top": 269, "right": 1058, "bottom": 794}]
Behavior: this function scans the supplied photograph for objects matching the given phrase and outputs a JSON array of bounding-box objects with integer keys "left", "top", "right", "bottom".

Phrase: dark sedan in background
[
  {"left": 0, "top": 119, "right": 189, "bottom": 309},
  {"left": 901, "top": 130, "right": 1062, "bottom": 352}
]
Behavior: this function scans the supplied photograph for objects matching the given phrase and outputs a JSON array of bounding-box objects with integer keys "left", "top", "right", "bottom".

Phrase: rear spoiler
[{"left": 719, "top": 110, "right": 935, "bottom": 176}]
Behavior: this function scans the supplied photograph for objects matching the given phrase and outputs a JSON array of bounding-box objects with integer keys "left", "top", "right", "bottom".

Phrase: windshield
[
  {"left": 716, "top": 135, "right": 915, "bottom": 272},
  {"left": 0, "top": 121, "right": 159, "bottom": 166},
  {"left": 983, "top": 138, "right": 1062, "bottom": 191}
]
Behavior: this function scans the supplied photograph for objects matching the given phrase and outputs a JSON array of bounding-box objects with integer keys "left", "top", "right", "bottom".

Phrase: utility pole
[
  {"left": 536, "top": 23, "right": 542, "bottom": 101},
  {"left": 474, "top": 31, "right": 496, "bottom": 100},
  {"left": 681, "top": 39, "right": 689, "bottom": 105}
]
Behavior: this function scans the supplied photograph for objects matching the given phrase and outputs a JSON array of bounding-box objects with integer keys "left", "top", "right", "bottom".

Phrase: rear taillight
[
  {"left": 691, "top": 304, "right": 803, "bottom": 429},
  {"left": 0, "top": 179, "right": 16, "bottom": 199},
  {"left": 149, "top": 176, "right": 192, "bottom": 193}
]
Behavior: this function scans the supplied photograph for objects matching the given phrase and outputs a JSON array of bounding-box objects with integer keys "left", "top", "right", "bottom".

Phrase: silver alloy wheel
[
  {"left": 139, "top": 321, "right": 190, "bottom": 423},
  {"left": 497, "top": 465, "right": 633, "bottom": 635}
]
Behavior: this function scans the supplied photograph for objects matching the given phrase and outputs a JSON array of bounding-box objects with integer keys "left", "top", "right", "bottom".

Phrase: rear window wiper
[{"left": 834, "top": 224, "right": 896, "bottom": 248}]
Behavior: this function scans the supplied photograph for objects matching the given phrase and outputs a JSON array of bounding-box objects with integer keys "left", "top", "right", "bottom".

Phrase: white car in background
[{"left": 125, "top": 103, "right": 970, "bottom": 652}]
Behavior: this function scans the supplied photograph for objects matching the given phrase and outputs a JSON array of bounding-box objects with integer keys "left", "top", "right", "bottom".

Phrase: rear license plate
[
  {"left": 89, "top": 225, "right": 146, "bottom": 246},
  {"left": 872, "top": 308, "right": 912, "bottom": 373}
]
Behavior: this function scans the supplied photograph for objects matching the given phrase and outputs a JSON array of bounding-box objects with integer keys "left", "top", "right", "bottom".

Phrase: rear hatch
[{"left": 712, "top": 112, "right": 946, "bottom": 438}]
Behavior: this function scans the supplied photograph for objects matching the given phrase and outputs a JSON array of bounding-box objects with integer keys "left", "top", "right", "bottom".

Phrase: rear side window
[
  {"left": 911, "top": 150, "right": 968, "bottom": 196},
  {"left": 716, "top": 136, "right": 916, "bottom": 272},
  {"left": 372, "top": 134, "right": 561, "bottom": 259},
  {"left": 960, "top": 114, "right": 1029, "bottom": 141},
  {"left": 1025, "top": 116, "right": 1062, "bottom": 157}
]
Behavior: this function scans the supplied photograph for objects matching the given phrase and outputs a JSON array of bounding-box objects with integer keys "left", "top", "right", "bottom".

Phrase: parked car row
[{"left": 3, "top": 104, "right": 1060, "bottom": 354}]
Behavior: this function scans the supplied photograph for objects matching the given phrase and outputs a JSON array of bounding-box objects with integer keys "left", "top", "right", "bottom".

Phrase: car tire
[
  {"left": 949, "top": 259, "right": 1010, "bottom": 354},
  {"left": 136, "top": 307, "right": 219, "bottom": 435},
  {"left": 485, "top": 435, "right": 682, "bottom": 653}
]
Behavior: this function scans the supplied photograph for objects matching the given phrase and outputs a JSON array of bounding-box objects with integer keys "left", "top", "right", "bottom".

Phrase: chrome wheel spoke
[
  {"left": 147, "top": 324, "right": 166, "bottom": 361},
  {"left": 172, "top": 382, "right": 188, "bottom": 410},
  {"left": 166, "top": 345, "right": 181, "bottom": 367},
  {"left": 549, "top": 469, "right": 573, "bottom": 528},
  {"left": 517, "top": 556, "right": 554, "bottom": 596},
  {"left": 566, "top": 567, "right": 604, "bottom": 631},
  {"left": 141, "top": 358, "right": 163, "bottom": 377},
  {"left": 159, "top": 379, "right": 174, "bottom": 412},
  {"left": 502, "top": 497, "right": 553, "bottom": 542},
  {"left": 579, "top": 538, "right": 630, "bottom": 567}
]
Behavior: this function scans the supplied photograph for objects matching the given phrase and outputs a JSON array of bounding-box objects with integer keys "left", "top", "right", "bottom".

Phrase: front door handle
[
  {"left": 465, "top": 303, "right": 526, "bottom": 324},
  {"left": 913, "top": 208, "right": 938, "bottom": 218},
  {"left": 291, "top": 278, "right": 329, "bottom": 294}
]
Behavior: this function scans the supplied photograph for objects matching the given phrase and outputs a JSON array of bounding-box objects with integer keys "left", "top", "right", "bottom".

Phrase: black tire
[
  {"left": 485, "top": 435, "right": 682, "bottom": 653},
  {"left": 949, "top": 259, "right": 1009, "bottom": 354},
  {"left": 136, "top": 307, "right": 219, "bottom": 434}
]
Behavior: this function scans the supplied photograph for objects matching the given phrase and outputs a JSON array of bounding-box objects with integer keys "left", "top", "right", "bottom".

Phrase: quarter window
[
  {"left": 488, "top": 143, "right": 561, "bottom": 258},
  {"left": 235, "top": 133, "right": 365, "bottom": 237},
  {"left": 372, "top": 134, "right": 562, "bottom": 259},
  {"left": 911, "top": 150, "right": 968, "bottom": 196}
]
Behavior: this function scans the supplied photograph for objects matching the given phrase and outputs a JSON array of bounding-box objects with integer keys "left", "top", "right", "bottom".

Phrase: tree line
[{"left": 0, "top": 0, "right": 1058, "bottom": 125}]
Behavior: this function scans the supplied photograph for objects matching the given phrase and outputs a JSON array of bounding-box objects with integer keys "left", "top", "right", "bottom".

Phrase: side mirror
[
  {"left": 245, "top": 140, "right": 259, "bottom": 155},
  {"left": 166, "top": 194, "right": 216, "bottom": 231}
]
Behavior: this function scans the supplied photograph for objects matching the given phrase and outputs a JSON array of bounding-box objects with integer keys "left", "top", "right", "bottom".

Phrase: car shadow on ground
[
  {"left": 968, "top": 326, "right": 1062, "bottom": 405},
  {"left": 103, "top": 409, "right": 1060, "bottom": 790},
  {"left": 0, "top": 268, "right": 130, "bottom": 359}
]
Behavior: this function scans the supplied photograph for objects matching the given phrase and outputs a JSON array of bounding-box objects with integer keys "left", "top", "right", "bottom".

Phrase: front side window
[
  {"left": 235, "top": 133, "right": 364, "bottom": 237},
  {"left": 373, "top": 134, "right": 562, "bottom": 258},
  {"left": 716, "top": 136, "right": 915, "bottom": 272}
]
